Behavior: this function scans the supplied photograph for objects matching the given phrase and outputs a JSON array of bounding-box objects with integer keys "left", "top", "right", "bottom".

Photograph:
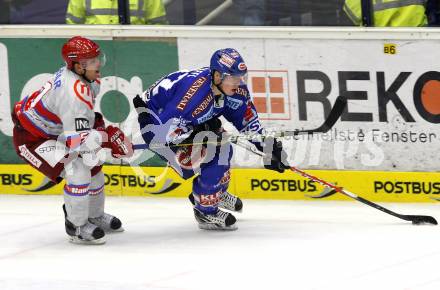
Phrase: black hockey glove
[
  {"left": 262, "top": 137, "right": 290, "bottom": 173},
  {"left": 133, "top": 94, "right": 154, "bottom": 136},
  {"left": 133, "top": 94, "right": 148, "bottom": 117},
  {"left": 193, "top": 117, "right": 222, "bottom": 134},
  {"left": 182, "top": 117, "right": 223, "bottom": 147}
]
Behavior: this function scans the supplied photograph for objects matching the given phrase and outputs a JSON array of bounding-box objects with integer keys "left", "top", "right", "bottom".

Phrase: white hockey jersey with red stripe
[{"left": 14, "top": 66, "right": 99, "bottom": 139}]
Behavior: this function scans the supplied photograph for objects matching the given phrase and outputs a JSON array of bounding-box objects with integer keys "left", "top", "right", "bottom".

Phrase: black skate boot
[
  {"left": 193, "top": 207, "right": 237, "bottom": 231},
  {"left": 189, "top": 191, "right": 243, "bottom": 212},
  {"left": 63, "top": 204, "right": 105, "bottom": 245},
  {"left": 89, "top": 213, "right": 124, "bottom": 233}
]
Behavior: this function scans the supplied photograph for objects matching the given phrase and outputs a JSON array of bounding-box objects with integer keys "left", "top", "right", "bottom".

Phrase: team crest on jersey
[
  {"left": 73, "top": 80, "right": 94, "bottom": 110},
  {"left": 75, "top": 118, "right": 90, "bottom": 131},
  {"left": 226, "top": 98, "right": 243, "bottom": 110}
]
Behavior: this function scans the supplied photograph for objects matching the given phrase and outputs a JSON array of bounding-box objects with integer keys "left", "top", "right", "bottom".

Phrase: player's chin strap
[
  {"left": 72, "top": 63, "right": 93, "bottom": 83},
  {"left": 211, "top": 71, "right": 228, "bottom": 97},
  {"left": 81, "top": 70, "right": 94, "bottom": 83}
]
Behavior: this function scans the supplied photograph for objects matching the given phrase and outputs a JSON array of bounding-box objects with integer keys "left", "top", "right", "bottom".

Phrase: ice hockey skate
[
  {"left": 193, "top": 207, "right": 237, "bottom": 231},
  {"left": 89, "top": 213, "right": 124, "bottom": 233},
  {"left": 63, "top": 205, "right": 106, "bottom": 245},
  {"left": 189, "top": 191, "right": 243, "bottom": 212}
]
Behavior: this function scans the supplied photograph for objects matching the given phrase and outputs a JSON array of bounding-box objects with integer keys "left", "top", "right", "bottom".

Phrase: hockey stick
[
  {"left": 133, "top": 95, "right": 348, "bottom": 150},
  {"left": 234, "top": 139, "right": 437, "bottom": 225},
  {"left": 274, "top": 94, "right": 347, "bottom": 138}
]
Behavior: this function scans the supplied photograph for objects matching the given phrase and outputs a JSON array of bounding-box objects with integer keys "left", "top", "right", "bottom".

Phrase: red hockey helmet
[{"left": 61, "top": 36, "right": 103, "bottom": 70}]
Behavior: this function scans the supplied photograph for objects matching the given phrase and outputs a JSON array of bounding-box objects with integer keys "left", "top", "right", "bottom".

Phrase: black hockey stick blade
[
  {"left": 293, "top": 95, "right": 347, "bottom": 136},
  {"left": 316, "top": 95, "right": 347, "bottom": 132},
  {"left": 404, "top": 215, "right": 438, "bottom": 225},
  {"left": 353, "top": 195, "right": 437, "bottom": 225},
  {"left": 305, "top": 188, "right": 338, "bottom": 199}
]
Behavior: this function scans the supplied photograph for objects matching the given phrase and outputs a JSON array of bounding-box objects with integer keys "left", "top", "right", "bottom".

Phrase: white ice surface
[{"left": 0, "top": 195, "right": 440, "bottom": 290}]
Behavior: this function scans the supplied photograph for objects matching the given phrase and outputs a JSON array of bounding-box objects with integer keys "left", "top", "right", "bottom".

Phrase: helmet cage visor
[
  {"left": 78, "top": 53, "right": 106, "bottom": 70},
  {"left": 221, "top": 72, "right": 248, "bottom": 86}
]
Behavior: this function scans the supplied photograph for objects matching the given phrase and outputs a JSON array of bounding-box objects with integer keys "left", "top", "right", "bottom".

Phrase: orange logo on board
[
  {"left": 247, "top": 70, "right": 291, "bottom": 121},
  {"left": 421, "top": 80, "right": 440, "bottom": 115}
]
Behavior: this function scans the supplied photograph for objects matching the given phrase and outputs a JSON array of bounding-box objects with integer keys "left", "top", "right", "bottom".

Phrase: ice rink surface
[{"left": 1, "top": 195, "right": 440, "bottom": 290}]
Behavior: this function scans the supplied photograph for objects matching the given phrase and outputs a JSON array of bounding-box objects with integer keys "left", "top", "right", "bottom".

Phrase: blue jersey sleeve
[
  {"left": 148, "top": 69, "right": 213, "bottom": 144},
  {"left": 223, "top": 86, "right": 263, "bottom": 135},
  {"left": 158, "top": 74, "right": 211, "bottom": 123}
]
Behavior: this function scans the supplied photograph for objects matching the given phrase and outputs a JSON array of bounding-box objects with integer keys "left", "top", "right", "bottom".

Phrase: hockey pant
[
  {"left": 140, "top": 118, "right": 233, "bottom": 215},
  {"left": 12, "top": 111, "right": 106, "bottom": 227},
  {"left": 63, "top": 158, "right": 106, "bottom": 227}
]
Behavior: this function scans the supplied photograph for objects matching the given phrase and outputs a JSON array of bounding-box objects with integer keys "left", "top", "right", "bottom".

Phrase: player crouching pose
[
  {"left": 134, "top": 48, "right": 289, "bottom": 230},
  {"left": 12, "top": 36, "right": 133, "bottom": 244}
]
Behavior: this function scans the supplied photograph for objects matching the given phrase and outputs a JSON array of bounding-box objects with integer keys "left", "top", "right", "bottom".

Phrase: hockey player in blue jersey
[{"left": 133, "top": 48, "right": 289, "bottom": 230}]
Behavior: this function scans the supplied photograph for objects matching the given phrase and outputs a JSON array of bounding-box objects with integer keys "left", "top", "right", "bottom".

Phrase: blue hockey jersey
[{"left": 140, "top": 67, "right": 262, "bottom": 144}]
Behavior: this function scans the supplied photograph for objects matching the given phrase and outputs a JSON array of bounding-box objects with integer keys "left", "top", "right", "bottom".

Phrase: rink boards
[{"left": 0, "top": 164, "right": 438, "bottom": 203}]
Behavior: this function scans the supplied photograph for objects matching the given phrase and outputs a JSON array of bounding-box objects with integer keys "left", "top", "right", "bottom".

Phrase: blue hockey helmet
[{"left": 210, "top": 48, "right": 248, "bottom": 85}]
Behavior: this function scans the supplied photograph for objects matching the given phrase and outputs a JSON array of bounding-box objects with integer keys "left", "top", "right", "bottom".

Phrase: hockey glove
[
  {"left": 262, "top": 137, "right": 290, "bottom": 173},
  {"left": 183, "top": 117, "right": 223, "bottom": 146},
  {"left": 93, "top": 112, "right": 106, "bottom": 130},
  {"left": 102, "top": 126, "right": 133, "bottom": 158},
  {"left": 133, "top": 94, "right": 145, "bottom": 108},
  {"left": 193, "top": 117, "right": 223, "bottom": 134}
]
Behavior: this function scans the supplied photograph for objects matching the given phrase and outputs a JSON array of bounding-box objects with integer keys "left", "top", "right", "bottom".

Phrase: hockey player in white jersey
[{"left": 12, "top": 36, "right": 133, "bottom": 244}]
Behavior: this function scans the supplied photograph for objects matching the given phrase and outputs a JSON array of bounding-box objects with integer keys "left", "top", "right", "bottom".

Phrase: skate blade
[
  {"left": 198, "top": 223, "right": 238, "bottom": 231},
  {"left": 219, "top": 206, "right": 242, "bottom": 213},
  {"left": 105, "top": 227, "right": 125, "bottom": 233},
  {"left": 68, "top": 236, "right": 106, "bottom": 245}
]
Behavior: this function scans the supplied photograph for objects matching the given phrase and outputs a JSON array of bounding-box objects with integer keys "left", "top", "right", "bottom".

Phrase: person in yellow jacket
[
  {"left": 344, "top": 0, "right": 428, "bottom": 26},
  {"left": 66, "top": 0, "right": 167, "bottom": 24}
]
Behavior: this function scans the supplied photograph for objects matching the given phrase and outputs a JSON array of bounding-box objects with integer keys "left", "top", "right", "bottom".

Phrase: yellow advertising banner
[
  {"left": 0, "top": 164, "right": 194, "bottom": 198},
  {"left": 231, "top": 169, "right": 440, "bottom": 202},
  {"left": 0, "top": 164, "right": 438, "bottom": 203}
]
